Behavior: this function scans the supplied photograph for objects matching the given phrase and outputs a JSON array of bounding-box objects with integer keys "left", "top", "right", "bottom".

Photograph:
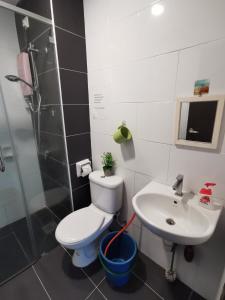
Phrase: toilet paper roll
[{"left": 81, "top": 164, "right": 92, "bottom": 177}]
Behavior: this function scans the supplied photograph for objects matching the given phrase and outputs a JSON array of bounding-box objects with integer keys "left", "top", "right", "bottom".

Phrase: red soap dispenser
[{"left": 199, "top": 182, "right": 216, "bottom": 210}]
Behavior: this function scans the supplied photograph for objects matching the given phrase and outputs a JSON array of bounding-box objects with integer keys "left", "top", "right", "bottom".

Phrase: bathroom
[{"left": 0, "top": 0, "right": 225, "bottom": 299}]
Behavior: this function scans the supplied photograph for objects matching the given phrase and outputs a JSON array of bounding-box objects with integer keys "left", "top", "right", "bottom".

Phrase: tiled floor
[
  {"left": 0, "top": 244, "right": 205, "bottom": 300},
  {"left": 0, "top": 208, "right": 59, "bottom": 284}
]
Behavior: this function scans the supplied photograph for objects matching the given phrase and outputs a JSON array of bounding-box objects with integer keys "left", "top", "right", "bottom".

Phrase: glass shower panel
[
  {"left": 0, "top": 85, "right": 36, "bottom": 284},
  {"left": 0, "top": 4, "right": 72, "bottom": 284},
  {"left": 13, "top": 11, "right": 72, "bottom": 222}
]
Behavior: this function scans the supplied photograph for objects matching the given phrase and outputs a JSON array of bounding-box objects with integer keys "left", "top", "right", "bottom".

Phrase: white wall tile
[
  {"left": 91, "top": 131, "right": 136, "bottom": 171},
  {"left": 134, "top": 172, "right": 152, "bottom": 194},
  {"left": 83, "top": 0, "right": 112, "bottom": 70},
  {"left": 90, "top": 103, "right": 137, "bottom": 136},
  {"left": 135, "top": 140, "right": 171, "bottom": 182},
  {"left": 127, "top": 223, "right": 141, "bottom": 247},
  {"left": 221, "top": 136, "right": 225, "bottom": 154},
  {"left": 114, "top": 167, "right": 135, "bottom": 221},
  {"left": 167, "top": 146, "right": 225, "bottom": 200},
  {"left": 107, "top": 103, "right": 137, "bottom": 136},
  {"left": 109, "top": 0, "right": 155, "bottom": 21},
  {"left": 84, "top": 1, "right": 225, "bottom": 298},
  {"left": 137, "top": 102, "right": 175, "bottom": 144},
  {"left": 176, "top": 38, "right": 225, "bottom": 97},
  {"left": 87, "top": 69, "right": 112, "bottom": 106},
  {"left": 110, "top": 0, "right": 225, "bottom": 63},
  {"left": 110, "top": 52, "right": 178, "bottom": 102},
  {"left": 140, "top": 226, "right": 171, "bottom": 269},
  {"left": 91, "top": 132, "right": 115, "bottom": 169}
]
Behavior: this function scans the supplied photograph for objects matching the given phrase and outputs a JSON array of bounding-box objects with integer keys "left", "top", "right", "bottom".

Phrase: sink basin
[{"left": 132, "top": 181, "right": 222, "bottom": 245}]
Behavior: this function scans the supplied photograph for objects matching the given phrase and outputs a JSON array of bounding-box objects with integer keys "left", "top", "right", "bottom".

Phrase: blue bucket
[{"left": 99, "top": 231, "right": 137, "bottom": 287}]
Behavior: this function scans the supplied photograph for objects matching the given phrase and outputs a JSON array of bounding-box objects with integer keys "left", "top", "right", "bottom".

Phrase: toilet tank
[{"left": 89, "top": 171, "right": 123, "bottom": 214}]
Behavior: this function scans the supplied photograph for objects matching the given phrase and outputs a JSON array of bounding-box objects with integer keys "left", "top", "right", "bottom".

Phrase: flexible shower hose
[{"left": 104, "top": 213, "right": 136, "bottom": 257}]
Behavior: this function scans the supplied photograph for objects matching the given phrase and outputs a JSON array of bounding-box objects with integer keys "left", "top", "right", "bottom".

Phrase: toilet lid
[{"left": 55, "top": 207, "right": 105, "bottom": 245}]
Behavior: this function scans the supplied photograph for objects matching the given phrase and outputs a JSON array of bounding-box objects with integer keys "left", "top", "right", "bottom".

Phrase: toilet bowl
[{"left": 55, "top": 170, "right": 123, "bottom": 267}]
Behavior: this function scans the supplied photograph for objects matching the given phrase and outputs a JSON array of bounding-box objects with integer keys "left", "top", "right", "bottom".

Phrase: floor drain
[{"left": 166, "top": 218, "right": 175, "bottom": 225}]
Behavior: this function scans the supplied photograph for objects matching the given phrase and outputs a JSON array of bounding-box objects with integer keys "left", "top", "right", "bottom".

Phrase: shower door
[
  {"left": 0, "top": 85, "right": 37, "bottom": 285},
  {"left": 0, "top": 2, "right": 73, "bottom": 285}
]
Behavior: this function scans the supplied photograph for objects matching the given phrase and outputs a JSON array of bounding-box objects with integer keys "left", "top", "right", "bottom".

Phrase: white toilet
[{"left": 55, "top": 170, "right": 123, "bottom": 267}]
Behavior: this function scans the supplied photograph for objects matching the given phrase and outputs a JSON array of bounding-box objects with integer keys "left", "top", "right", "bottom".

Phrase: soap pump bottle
[{"left": 199, "top": 182, "right": 216, "bottom": 210}]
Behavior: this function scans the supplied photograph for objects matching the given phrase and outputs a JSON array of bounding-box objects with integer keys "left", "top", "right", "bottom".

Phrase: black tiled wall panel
[
  {"left": 52, "top": 0, "right": 91, "bottom": 210},
  {"left": 55, "top": 28, "right": 87, "bottom": 73},
  {"left": 59, "top": 69, "right": 89, "bottom": 105},
  {"left": 52, "top": 0, "right": 85, "bottom": 37},
  {"left": 17, "top": 0, "right": 51, "bottom": 19}
]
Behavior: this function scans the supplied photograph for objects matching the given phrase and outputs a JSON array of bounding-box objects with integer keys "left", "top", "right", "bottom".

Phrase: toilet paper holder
[{"left": 76, "top": 159, "right": 92, "bottom": 177}]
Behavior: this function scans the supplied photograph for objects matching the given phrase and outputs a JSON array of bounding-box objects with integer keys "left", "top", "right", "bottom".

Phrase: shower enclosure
[{"left": 0, "top": 1, "right": 72, "bottom": 285}]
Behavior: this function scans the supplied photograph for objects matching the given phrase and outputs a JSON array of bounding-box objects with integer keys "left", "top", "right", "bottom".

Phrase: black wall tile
[
  {"left": 39, "top": 69, "right": 61, "bottom": 105},
  {"left": 41, "top": 174, "right": 72, "bottom": 219},
  {"left": 70, "top": 164, "right": 89, "bottom": 190},
  {"left": 63, "top": 105, "right": 90, "bottom": 136},
  {"left": 39, "top": 132, "right": 66, "bottom": 163},
  {"left": 66, "top": 133, "right": 91, "bottom": 164},
  {"left": 53, "top": 0, "right": 85, "bottom": 37},
  {"left": 18, "top": 0, "right": 51, "bottom": 19},
  {"left": 60, "top": 69, "right": 89, "bottom": 104},
  {"left": 40, "top": 105, "right": 63, "bottom": 135},
  {"left": 15, "top": 14, "right": 50, "bottom": 51},
  {"left": 73, "top": 184, "right": 91, "bottom": 211},
  {"left": 15, "top": 14, "right": 27, "bottom": 50},
  {"left": 28, "top": 19, "right": 50, "bottom": 45},
  {"left": 29, "top": 19, "right": 50, "bottom": 44},
  {"left": 56, "top": 27, "right": 87, "bottom": 73},
  {"left": 39, "top": 155, "right": 69, "bottom": 188},
  {"left": 33, "top": 28, "right": 56, "bottom": 75}
]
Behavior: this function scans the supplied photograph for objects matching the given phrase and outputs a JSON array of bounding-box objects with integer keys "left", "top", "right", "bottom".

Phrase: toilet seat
[{"left": 55, "top": 206, "right": 106, "bottom": 247}]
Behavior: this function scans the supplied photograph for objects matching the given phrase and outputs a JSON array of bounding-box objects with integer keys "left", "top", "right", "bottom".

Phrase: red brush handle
[{"left": 104, "top": 213, "right": 136, "bottom": 257}]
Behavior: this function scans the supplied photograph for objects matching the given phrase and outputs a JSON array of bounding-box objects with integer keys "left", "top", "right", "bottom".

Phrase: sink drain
[{"left": 166, "top": 218, "right": 175, "bottom": 225}]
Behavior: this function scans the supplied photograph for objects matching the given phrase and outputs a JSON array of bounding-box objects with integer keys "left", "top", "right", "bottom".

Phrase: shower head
[
  {"left": 5, "top": 75, "right": 20, "bottom": 82},
  {"left": 5, "top": 74, "right": 35, "bottom": 90}
]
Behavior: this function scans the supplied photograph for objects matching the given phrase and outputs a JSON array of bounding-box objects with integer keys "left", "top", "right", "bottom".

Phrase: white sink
[{"left": 132, "top": 181, "right": 222, "bottom": 245}]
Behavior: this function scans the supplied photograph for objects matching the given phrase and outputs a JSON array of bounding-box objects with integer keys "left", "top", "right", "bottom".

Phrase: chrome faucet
[{"left": 172, "top": 174, "right": 184, "bottom": 196}]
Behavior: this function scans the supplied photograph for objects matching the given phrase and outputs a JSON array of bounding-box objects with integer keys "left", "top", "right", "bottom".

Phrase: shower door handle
[{"left": 0, "top": 146, "right": 5, "bottom": 172}]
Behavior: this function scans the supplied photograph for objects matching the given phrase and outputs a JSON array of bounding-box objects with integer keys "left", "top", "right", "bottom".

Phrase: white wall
[
  {"left": 84, "top": 0, "right": 225, "bottom": 299},
  {"left": 0, "top": 7, "right": 45, "bottom": 226}
]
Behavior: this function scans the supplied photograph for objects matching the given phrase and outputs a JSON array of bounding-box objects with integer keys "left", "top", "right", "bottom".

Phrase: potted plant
[{"left": 101, "top": 152, "right": 114, "bottom": 176}]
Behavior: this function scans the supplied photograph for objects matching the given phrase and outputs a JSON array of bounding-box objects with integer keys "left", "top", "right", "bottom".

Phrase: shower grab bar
[{"left": 0, "top": 146, "right": 6, "bottom": 172}]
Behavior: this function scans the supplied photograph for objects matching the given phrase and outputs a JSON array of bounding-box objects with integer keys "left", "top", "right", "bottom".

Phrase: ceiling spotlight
[{"left": 151, "top": 3, "right": 165, "bottom": 16}]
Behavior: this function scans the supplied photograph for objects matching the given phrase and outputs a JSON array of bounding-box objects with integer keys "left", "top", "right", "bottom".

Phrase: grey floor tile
[
  {"left": 0, "top": 268, "right": 49, "bottom": 300},
  {"left": 34, "top": 246, "right": 95, "bottom": 299},
  {"left": 0, "top": 234, "right": 29, "bottom": 283},
  {"left": 83, "top": 258, "right": 105, "bottom": 285},
  {"left": 98, "top": 275, "right": 160, "bottom": 300},
  {"left": 12, "top": 208, "right": 59, "bottom": 260},
  {"left": 0, "top": 224, "right": 12, "bottom": 239},
  {"left": 86, "top": 289, "right": 106, "bottom": 300},
  {"left": 134, "top": 251, "right": 191, "bottom": 300},
  {"left": 191, "top": 291, "right": 206, "bottom": 300}
]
